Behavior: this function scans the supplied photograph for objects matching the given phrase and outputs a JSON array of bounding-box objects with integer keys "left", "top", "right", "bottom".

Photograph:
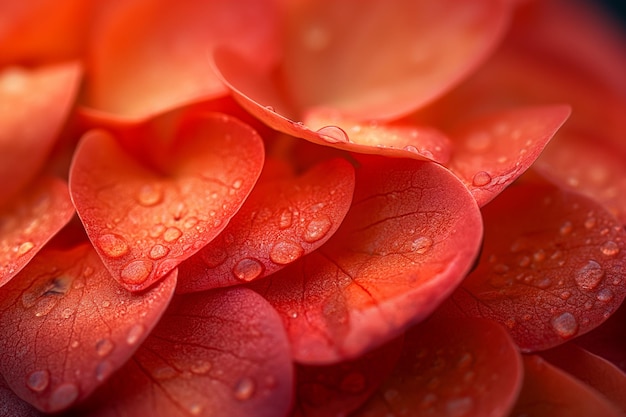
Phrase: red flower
[{"left": 1, "top": 0, "right": 625, "bottom": 416}]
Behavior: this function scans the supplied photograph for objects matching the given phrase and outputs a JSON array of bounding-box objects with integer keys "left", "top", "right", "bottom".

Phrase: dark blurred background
[{"left": 600, "top": 0, "right": 626, "bottom": 26}]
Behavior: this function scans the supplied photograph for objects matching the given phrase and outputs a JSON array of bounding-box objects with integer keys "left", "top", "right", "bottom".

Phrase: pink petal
[
  {"left": 76, "top": 288, "right": 293, "bottom": 417},
  {"left": 253, "top": 157, "right": 482, "bottom": 363},
  {"left": 0, "top": 62, "right": 81, "bottom": 205},
  {"left": 282, "top": 0, "right": 510, "bottom": 120},
  {"left": 0, "top": 177, "right": 75, "bottom": 287},
  {"left": 0, "top": 243, "right": 177, "bottom": 413},
  {"left": 511, "top": 355, "right": 623, "bottom": 417},
  {"left": 178, "top": 157, "right": 355, "bottom": 292},
  {"left": 450, "top": 182, "right": 626, "bottom": 351},
  {"left": 83, "top": 0, "right": 279, "bottom": 119},
  {"left": 69, "top": 113, "right": 264, "bottom": 292},
  {"left": 352, "top": 316, "right": 522, "bottom": 417},
  {"left": 447, "top": 105, "right": 570, "bottom": 206}
]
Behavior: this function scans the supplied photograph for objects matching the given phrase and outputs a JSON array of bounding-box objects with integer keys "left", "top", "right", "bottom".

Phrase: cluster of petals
[{"left": 1, "top": 0, "right": 625, "bottom": 416}]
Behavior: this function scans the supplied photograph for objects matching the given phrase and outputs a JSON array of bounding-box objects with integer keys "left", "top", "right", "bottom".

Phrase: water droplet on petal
[
  {"left": 148, "top": 244, "right": 170, "bottom": 260},
  {"left": 446, "top": 396, "right": 474, "bottom": 417},
  {"left": 278, "top": 209, "right": 293, "bottom": 229},
  {"left": 411, "top": 236, "right": 433, "bottom": 254},
  {"left": 95, "top": 338, "right": 114, "bottom": 357},
  {"left": 26, "top": 370, "right": 50, "bottom": 392},
  {"left": 49, "top": 383, "right": 79, "bottom": 410},
  {"left": 97, "top": 234, "right": 129, "bottom": 258},
  {"left": 232, "top": 178, "right": 243, "bottom": 189},
  {"left": 126, "top": 324, "right": 145, "bottom": 346},
  {"left": 317, "top": 126, "right": 349, "bottom": 143},
  {"left": 559, "top": 221, "right": 573, "bottom": 236},
  {"left": 153, "top": 365, "right": 177, "bottom": 380},
  {"left": 600, "top": 241, "right": 620, "bottom": 257},
  {"left": 188, "top": 403, "right": 203, "bottom": 415},
  {"left": 584, "top": 217, "right": 596, "bottom": 229},
  {"left": 232, "top": 258, "right": 264, "bottom": 282},
  {"left": 136, "top": 184, "right": 163, "bottom": 206},
  {"left": 17, "top": 241, "right": 35, "bottom": 256},
  {"left": 596, "top": 288, "right": 614, "bottom": 302},
  {"left": 303, "top": 216, "right": 332, "bottom": 243},
  {"left": 163, "top": 227, "right": 182, "bottom": 243},
  {"left": 190, "top": 361, "right": 212, "bottom": 375},
  {"left": 120, "top": 260, "right": 153, "bottom": 285},
  {"left": 233, "top": 377, "right": 255, "bottom": 401},
  {"left": 269, "top": 241, "right": 304, "bottom": 265},
  {"left": 95, "top": 360, "right": 114, "bottom": 382},
  {"left": 339, "top": 372, "right": 366, "bottom": 393},
  {"left": 551, "top": 312, "right": 578, "bottom": 338},
  {"left": 464, "top": 132, "right": 491, "bottom": 152},
  {"left": 575, "top": 260, "right": 604, "bottom": 291},
  {"left": 471, "top": 171, "right": 491, "bottom": 187}
]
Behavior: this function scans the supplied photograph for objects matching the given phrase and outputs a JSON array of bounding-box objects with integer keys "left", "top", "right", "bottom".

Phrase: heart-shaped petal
[
  {"left": 450, "top": 182, "right": 626, "bottom": 351},
  {"left": 511, "top": 355, "right": 623, "bottom": 417},
  {"left": 352, "top": 316, "right": 522, "bottom": 417},
  {"left": 448, "top": 105, "right": 570, "bottom": 206},
  {"left": 178, "top": 157, "right": 355, "bottom": 292},
  {"left": 84, "top": 0, "right": 279, "bottom": 118},
  {"left": 0, "top": 177, "right": 75, "bottom": 287},
  {"left": 253, "top": 157, "right": 482, "bottom": 363},
  {"left": 0, "top": 62, "right": 81, "bottom": 205},
  {"left": 75, "top": 287, "right": 293, "bottom": 417},
  {"left": 69, "top": 113, "right": 264, "bottom": 292},
  {"left": 0, "top": 243, "right": 177, "bottom": 413}
]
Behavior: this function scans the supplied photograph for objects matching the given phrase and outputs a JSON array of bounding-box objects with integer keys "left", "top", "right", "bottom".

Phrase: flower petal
[
  {"left": 76, "top": 288, "right": 293, "bottom": 417},
  {"left": 511, "top": 355, "right": 623, "bottom": 417},
  {"left": 0, "top": 243, "right": 177, "bottom": 413},
  {"left": 0, "top": 62, "right": 81, "bottom": 205},
  {"left": 352, "top": 316, "right": 522, "bottom": 417},
  {"left": 282, "top": 0, "right": 510, "bottom": 120},
  {"left": 450, "top": 182, "right": 626, "bottom": 351},
  {"left": 178, "top": 157, "right": 355, "bottom": 292},
  {"left": 447, "top": 105, "right": 570, "bottom": 206},
  {"left": 84, "top": 0, "right": 279, "bottom": 118},
  {"left": 69, "top": 113, "right": 264, "bottom": 292},
  {"left": 0, "top": 177, "right": 75, "bottom": 287},
  {"left": 253, "top": 157, "right": 482, "bottom": 363},
  {"left": 0, "top": 375, "right": 43, "bottom": 417}
]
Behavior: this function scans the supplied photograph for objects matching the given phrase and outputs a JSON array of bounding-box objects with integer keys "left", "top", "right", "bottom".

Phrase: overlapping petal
[{"left": 0, "top": 244, "right": 177, "bottom": 413}]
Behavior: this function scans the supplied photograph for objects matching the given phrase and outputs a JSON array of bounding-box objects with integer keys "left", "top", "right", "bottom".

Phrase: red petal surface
[
  {"left": 447, "top": 105, "right": 570, "bottom": 206},
  {"left": 540, "top": 343, "right": 626, "bottom": 412},
  {"left": 77, "top": 288, "right": 293, "bottom": 417},
  {"left": 510, "top": 355, "right": 623, "bottom": 417},
  {"left": 177, "top": 158, "right": 355, "bottom": 292},
  {"left": 0, "top": 177, "right": 75, "bottom": 287},
  {"left": 0, "top": 244, "right": 177, "bottom": 413},
  {"left": 0, "top": 375, "right": 43, "bottom": 417},
  {"left": 352, "top": 316, "right": 522, "bottom": 417},
  {"left": 293, "top": 337, "right": 403, "bottom": 417},
  {"left": 450, "top": 183, "right": 626, "bottom": 351},
  {"left": 0, "top": 62, "right": 81, "bottom": 205},
  {"left": 69, "top": 113, "right": 264, "bottom": 292},
  {"left": 253, "top": 157, "right": 482, "bottom": 363},
  {"left": 84, "top": 0, "right": 279, "bottom": 119},
  {"left": 282, "top": 0, "right": 510, "bottom": 120}
]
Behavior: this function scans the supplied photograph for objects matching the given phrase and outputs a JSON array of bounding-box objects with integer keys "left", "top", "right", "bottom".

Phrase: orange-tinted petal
[
  {"left": 178, "top": 157, "right": 354, "bottom": 292},
  {"left": 352, "top": 316, "right": 522, "bottom": 417},
  {"left": 0, "top": 63, "right": 81, "bottom": 205},
  {"left": 84, "top": 0, "right": 279, "bottom": 119},
  {"left": 0, "top": 177, "right": 75, "bottom": 287},
  {"left": 253, "top": 157, "right": 482, "bottom": 363},
  {"left": 76, "top": 288, "right": 293, "bottom": 417},
  {"left": 0, "top": 244, "right": 177, "bottom": 413},
  {"left": 69, "top": 113, "right": 264, "bottom": 292},
  {"left": 451, "top": 183, "right": 626, "bottom": 351}
]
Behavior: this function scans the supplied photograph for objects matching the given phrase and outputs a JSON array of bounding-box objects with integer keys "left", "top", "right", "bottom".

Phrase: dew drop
[
  {"left": 148, "top": 244, "right": 170, "bottom": 260},
  {"left": 26, "top": 370, "right": 50, "bottom": 392},
  {"left": 97, "top": 233, "right": 129, "bottom": 258},
  {"left": 153, "top": 365, "right": 177, "bottom": 380},
  {"left": 575, "top": 260, "right": 604, "bottom": 291},
  {"left": 163, "top": 227, "right": 182, "bottom": 243},
  {"left": 61, "top": 308, "right": 73, "bottom": 319},
  {"left": 95, "top": 338, "right": 114, "bottom": 357},
  {"left": 559, "top": 291, "right": 571, "bottom": 300},
  {"left": 232, "top": 258, "right": 264, "bottom": 282},
  {"left": 596, "top": 288, "right": 614, "bottom": 302},
  {"left": 232, "top": 178, "right": 243, "bottom": 189},
  {"left": 190, "top": 361, "right": 212, "bottom": 375},
  {"left": 49, "top": 383, "right": 79, "bottom": 410},
  {"left": 551, "top": 312, "right": 578, "bottom": 338},
  {"left": 17, "top": 241, "right": 35, "bottom": 256},
  {"left": 183, "top": 217, "right": 198, "bottom": 229},
  {"left": 278, "top": 209, "right": 293, "bottom": 229},
  {"left": 464, "top": 132, "right": 492, "bottom": 152},
  {"left": 317, "top": 126, "right": 349, "bottom": 143},
  {"left": 303, "top": 216, "right": 332, "bottom": 243},
  {"left": 233, "top": 377, "right": 255, "bottom": 401},
  {"left": 126, "top": 324, "right": 145, "bottom": 346},
  {"left": 559, "top": 221, "right": 573, "bottom": 236},
  {"left": 446, "top": 396, "right": 474, "bottom": 417},
  {"left": 136, "top": 184, "right": 163, "bottom": 206},
  {"left": 120, "top": 260, "right": 153, "bottom": 285},
  {"left": 339, "top": 372, "right": 366, "bottom": 393},
  {"left": 95, "top": 360, "right": 114, "bottom": 382},
  {"left": 411, "top": 236, "right": 433, "bottom": 254},
  {"left": 584, "top": 217, "right": 596, "bottom": 229},
  {"left": 149, "top": 223, "right": 166, "bottom": 238},
  {"left": 33, "top": 298, "right": 57, "bottom": 317},
  {"left": 600, "top": 241, "right": 620, "bottom": 257},
  {"left": 536, "top": 277, "right": 552, "bottom": 289},
  {"left": 471, "top": 171, "right": 492, "bottom": 187},
  {"left": 269, "top": 241, "right": 304, "bottom": 265},
  {"left": 188, "top": 403, "right": 203, "bottom": 415}
]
